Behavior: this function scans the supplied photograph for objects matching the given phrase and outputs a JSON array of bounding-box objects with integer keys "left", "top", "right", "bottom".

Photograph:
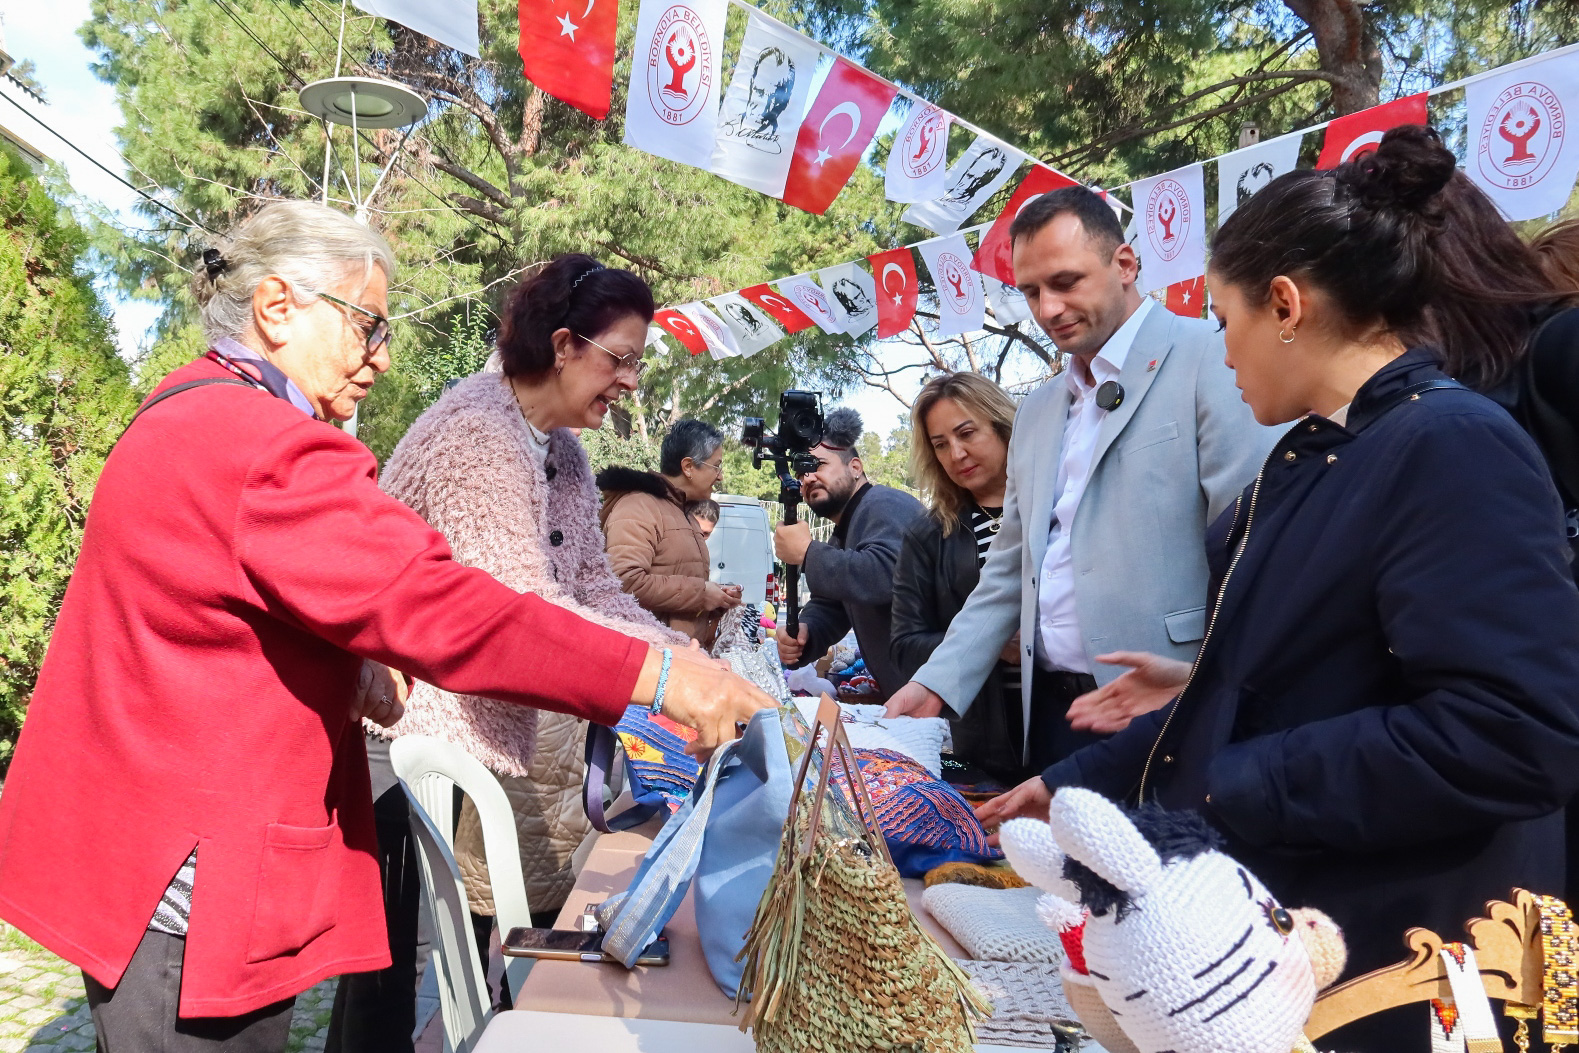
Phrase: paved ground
[{"left": 0, "top": 923, "right": 338, "bottom": 1052}]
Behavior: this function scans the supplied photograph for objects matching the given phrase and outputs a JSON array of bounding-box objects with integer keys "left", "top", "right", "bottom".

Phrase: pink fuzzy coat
[{"left": 373, "top": 369, "right": 685, "bottom": 777}]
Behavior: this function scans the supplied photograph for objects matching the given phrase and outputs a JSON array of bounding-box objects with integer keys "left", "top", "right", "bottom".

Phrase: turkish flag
[
  {"left": 1164, "top": 276, "right": 1206, "bottom": 318},
  {"left": 869, "top": 248, "right": 919, "bottom": 338},
  {"left": 781, "top": 58, "right": 898, "bottom": 215},
  {"left": 1316, "top": 93, "right": 1429, "bottom": 169},
  {"left": 653, "top": 309, "right": 708, "bottom": 354},
  {"left": 972, "top": 165, "right": 1079, "bottom": 286},
  {"left": 519, "top": 0, "right": 619, "bottom": 120},
  {"left": 740, "top": 284, "right": 816, "bottom": 334}
]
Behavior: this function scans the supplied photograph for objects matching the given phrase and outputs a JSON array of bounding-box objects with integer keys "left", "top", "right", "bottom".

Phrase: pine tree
[{"left": 0, "top": 146, "right": 136, "bottom": 763}]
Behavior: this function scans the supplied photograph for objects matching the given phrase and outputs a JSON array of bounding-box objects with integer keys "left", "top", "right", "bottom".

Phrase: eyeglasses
[
  {"left": 578, "top": 332, "right": 648, "bottom": 380},
  {"left": 317, "top": 291, "right": 391, "bottom": 354},
  {"left": 699, "top": 459, "right": 724, "bottom": 476}
]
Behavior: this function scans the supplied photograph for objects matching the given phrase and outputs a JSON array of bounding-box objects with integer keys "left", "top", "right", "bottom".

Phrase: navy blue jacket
[{"left": 1043, "top": 349, "right": 1579, "bottom": 987}]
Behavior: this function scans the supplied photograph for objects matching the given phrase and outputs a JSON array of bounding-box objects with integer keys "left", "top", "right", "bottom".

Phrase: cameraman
[{"left": 774, "top": 409, "right": 924, "bottom": 699}]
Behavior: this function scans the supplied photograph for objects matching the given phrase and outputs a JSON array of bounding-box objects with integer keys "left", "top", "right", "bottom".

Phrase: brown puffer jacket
[{"left": 597, "top": 467, "right": 719, "bottom": 646}]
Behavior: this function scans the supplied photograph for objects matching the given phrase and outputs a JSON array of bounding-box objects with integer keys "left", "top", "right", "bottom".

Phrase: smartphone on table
[{"left": 501, "top": 927, "right": 670, "bottom": 966}]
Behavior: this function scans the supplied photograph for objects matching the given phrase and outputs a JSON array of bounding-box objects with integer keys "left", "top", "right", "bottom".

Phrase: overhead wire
[{"left": 0, "top": 86, "right": 220, "bottom": 236}]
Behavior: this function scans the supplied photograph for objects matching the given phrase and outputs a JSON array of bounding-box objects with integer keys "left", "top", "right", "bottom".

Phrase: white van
[{"left": 706, "top": 493, "right": 777, "bottom": 609}]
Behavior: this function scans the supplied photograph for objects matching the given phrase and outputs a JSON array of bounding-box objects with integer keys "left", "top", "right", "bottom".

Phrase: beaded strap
[
  {"left": 1541, "top": 895, "right": 1579, "bottom": 1049},
  {"left": 650, "top": 648, "right": 673, "bottom": 716}
]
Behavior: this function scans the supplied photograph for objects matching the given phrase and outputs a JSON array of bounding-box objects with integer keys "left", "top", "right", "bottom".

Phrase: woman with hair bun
[
  {"left": 986, "top": 126, "right": 1579, "bottom": 1051},
  {"left": 329, "top": 254, "right": 764, "bottom": 1051}
]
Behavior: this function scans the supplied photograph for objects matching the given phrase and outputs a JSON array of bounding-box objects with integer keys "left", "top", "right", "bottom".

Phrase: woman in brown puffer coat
[{"left": 598, "top": 419, "right": 742, "bottom": 647}]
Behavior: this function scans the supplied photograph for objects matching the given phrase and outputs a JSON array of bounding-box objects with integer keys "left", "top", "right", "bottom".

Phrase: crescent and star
[
  {"left": 881, "top": 262, "right": 907, "bottom": 306},
  {"left": 812, "top": 102, "right": 863, "bottom": 167},
  {"left": 558, "top": 0, "right": 594, "bottom": 40}
]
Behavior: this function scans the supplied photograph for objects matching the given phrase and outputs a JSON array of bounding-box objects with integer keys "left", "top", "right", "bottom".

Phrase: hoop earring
[{"left": 1278, "top": 326, "right": 1297, "bottom": 344}]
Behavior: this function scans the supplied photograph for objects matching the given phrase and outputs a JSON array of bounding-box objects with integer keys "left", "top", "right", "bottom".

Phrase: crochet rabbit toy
[{"left": 999, "top": 787, "right": 1347, "bottom": 1053}]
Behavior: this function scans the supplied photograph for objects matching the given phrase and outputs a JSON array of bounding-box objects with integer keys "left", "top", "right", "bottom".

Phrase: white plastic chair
[{"left": 390, "top": 735, "right": 535, "bottom": 1053}]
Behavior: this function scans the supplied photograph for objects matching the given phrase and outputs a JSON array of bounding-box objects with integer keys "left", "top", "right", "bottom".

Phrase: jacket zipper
[{"left": 1137, "top": 465, "right": 1266, "bottom": 803}]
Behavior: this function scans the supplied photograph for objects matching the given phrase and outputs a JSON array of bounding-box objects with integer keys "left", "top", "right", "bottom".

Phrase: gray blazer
[{"left": 913, "top": 304, "right": 1278, "bottom": 746}]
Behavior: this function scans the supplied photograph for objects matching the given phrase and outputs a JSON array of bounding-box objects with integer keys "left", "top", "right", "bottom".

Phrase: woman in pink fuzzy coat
[{"left": 330, "top": 255, "right": 693, "bottom": 1050}]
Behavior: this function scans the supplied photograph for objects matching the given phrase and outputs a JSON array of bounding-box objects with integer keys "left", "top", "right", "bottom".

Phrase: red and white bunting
[
  {"left": 818, "top": 261, "right": 880, "bottom": 336},
  {"left": 782, "top": 58, "right": 898, "bottom": 215},
  {"left": 1216, "top": 135, "right": 1302, "bottom": 225},
  {"left": 355, "top": 0, "right": 479, "bottom": 55},
  {"left": 740, "top": 284, "right": 817, "bottom": 333},
  {"left": 710, "top": 291, "right": 785, "bottom": 356},
  {"left": 904, "top": 136, "right": 1023, "bottom": 234},
  {"left": 1316, "top": 93, "right": 1429, "bottom": 169},
  {"left": 885, "top": 102, "right": 951, "bottom": 203},
  {"left": 678, "top": 302, "right": 741, "bottom": 359},
  {"left": 653, "top": 308, "right": 708, "bottom": 354},
  {"left": 518, "top": 0, "right": 619, "bottom": 119},
  {"left": 868, "top": 247, "right": 920, "bottom": 338},
  {"left": 623, "top": 0, "right": 728, "bottom": 170},
  {"left": 1164, "top": 276, "right": 1206, "bottom": 319},
  {"left": 1129, "top": 163, "right": 1206, "bottom": 296},
  {"left": 774, "top": 275, "right": 844, "bottom": 335},
  {"left": 1467, "top": 51, "right": 1579, "bottom": 220},
  {"left": 972, "top": 165, "right": 1079, "bottom": 285},
  {"left": 985, "top": 277, "right": 1031, "bottom": 325},
  {"left": 710, "top": 14, "right": 822, "bottom": 197},
  {"left": 918, "top": 235, "right": 985, "bottom": 337}
]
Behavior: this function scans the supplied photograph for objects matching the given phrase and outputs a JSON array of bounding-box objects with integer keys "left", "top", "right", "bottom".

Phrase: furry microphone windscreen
[{"left": 822, "top": 407, "right": 864, "bottom": 450}]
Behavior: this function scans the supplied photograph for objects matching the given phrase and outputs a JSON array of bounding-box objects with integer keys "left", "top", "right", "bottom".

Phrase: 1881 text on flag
[{"left": 624, "top": 0, "right": 728, "bottom": 169}]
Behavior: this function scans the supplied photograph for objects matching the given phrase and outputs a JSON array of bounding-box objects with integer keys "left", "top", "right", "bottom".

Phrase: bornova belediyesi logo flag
[
  {"left": 1467, "top": 51, "right": 1579, "bottom": 221},
  {"left": 624, "top": 0, "right": 729, "bottom": 170}
]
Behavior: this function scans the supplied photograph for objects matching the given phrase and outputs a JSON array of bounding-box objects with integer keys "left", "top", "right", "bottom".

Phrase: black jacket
[
  {"left": 796, "top": 482, "right": 924, "bottom": 699},
  {"left": 890, "top": 511, "right": 1021, "bottom": 782},
  {"left": 1044, "top": 349, "right": 1579, "bottom": 990}
]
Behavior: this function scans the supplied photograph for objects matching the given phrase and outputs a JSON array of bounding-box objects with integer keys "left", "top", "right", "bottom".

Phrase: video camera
[
  {"left": 741, "top": 390, "right": 825, "bottom": 639},
  {"left": 740, "top": 390, "right": 824, "bottom": 476}
]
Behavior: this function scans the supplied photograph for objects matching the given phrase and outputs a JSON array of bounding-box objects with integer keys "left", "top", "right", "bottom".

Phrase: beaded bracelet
[{"left": 650, "top": 648, "right": 673, "bottom": 716}]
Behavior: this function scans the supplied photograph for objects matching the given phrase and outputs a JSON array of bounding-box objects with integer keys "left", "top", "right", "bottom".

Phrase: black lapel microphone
[{"left": 1096, "top": 380, "right": 1125, "bottom": 411}]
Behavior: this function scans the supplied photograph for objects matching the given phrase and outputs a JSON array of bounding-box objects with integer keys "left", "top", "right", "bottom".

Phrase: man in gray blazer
[{"left": 886, "top": 187, "right": 1275, "bottom": 777}]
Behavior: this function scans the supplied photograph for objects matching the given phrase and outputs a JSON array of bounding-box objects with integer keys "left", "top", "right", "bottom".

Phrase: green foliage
[
  {"left": 80, "top": 0, "right": 906, "bottom": 463},
  {"left": 0, "top": 146, "right": 135, "bottom": 763},
  {"left": 580, "top": 425, "right": 661, "bottom": 476},
  {"left": 857, "top": 427, "right": 916, "bottom": 494}
]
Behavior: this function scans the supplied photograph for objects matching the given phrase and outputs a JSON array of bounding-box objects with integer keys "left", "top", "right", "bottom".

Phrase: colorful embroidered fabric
[
  {"left": 614, "top": 705, "right": 701, "bottom": 816},
  {"left": 845, "top": 748, "right": 1004, "bottom": 877}
]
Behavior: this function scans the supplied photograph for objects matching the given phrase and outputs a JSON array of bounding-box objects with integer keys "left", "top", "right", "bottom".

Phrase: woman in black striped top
[{"left": 890, "top": 373, "right": 1026, "bottom": 784}]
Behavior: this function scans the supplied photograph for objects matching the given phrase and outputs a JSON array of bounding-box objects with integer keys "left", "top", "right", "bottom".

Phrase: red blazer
[{"left": 0, "top": 359, "right": 646, "bottom": 1016}]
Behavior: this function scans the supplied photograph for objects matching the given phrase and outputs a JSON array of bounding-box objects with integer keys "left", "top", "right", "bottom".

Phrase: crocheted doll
[{"left": 999, "top": 788, "right": 1347, "bottom": 1053}]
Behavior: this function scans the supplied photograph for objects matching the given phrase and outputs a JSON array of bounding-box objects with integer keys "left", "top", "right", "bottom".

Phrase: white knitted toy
[{"left": 999, "top": 788, "right": 1347, "bottom": 1053}]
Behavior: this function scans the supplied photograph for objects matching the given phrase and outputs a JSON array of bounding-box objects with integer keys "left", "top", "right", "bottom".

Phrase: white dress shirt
[{"left": 1037, "top": 298, "right": 1156, "bottom": 672}]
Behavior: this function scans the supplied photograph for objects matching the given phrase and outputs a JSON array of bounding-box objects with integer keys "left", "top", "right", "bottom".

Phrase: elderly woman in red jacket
[{"left": 0, "top": 200, "right": 773, "bottom": 1052}]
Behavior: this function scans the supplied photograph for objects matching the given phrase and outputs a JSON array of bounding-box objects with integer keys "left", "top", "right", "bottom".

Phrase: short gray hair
[
  {"left": 191, "top": 200, "right": 397, "bottom": 343},
  {"left": 660, "top": 419, "right": 723, "bottom": 476}
]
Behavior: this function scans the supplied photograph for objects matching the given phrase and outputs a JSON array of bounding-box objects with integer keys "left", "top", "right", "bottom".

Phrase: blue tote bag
[{"left": 595, "top": 706, "right": 797, "bottom": 998}]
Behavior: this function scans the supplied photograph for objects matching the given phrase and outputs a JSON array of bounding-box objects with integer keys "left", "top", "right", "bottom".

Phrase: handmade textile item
[
  {"left": 922, "top": 884, "right": 1065, "bottom": 963},
  {"left": 953, "top": 959, "right": 1081, "bottom": 1049},
  {"left": 585, "top": 615, "right": 786, "bottom": 832},
  {"left": 738, "top": 695, "right": 991, "bottom": 1053},
  {"left": 595, "top": 706, "right": 796, "bottom": 998},
  {"left": 791, "top": 697, "right": 950, "bottom": 774},
  {"left": 1539, "top": 894, "right": 1579, "bottom": 1047},
  {"left": 1428, "top": 943, "right": 1503, "bottom": 1053},
  {"left": 999, "top": 787, "right": 1348, "bottom": 1053},
  {"left": 924, "top": 861, "right": 1029, "bottom": 889},
  {"left": 853, "top": 748, "right": 1002, "bottom": 877}
]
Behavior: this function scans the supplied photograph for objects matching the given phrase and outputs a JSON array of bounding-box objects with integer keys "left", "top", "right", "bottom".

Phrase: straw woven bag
[{"left": 737, "top": 695, "right": 991, "bottom": 1053}]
